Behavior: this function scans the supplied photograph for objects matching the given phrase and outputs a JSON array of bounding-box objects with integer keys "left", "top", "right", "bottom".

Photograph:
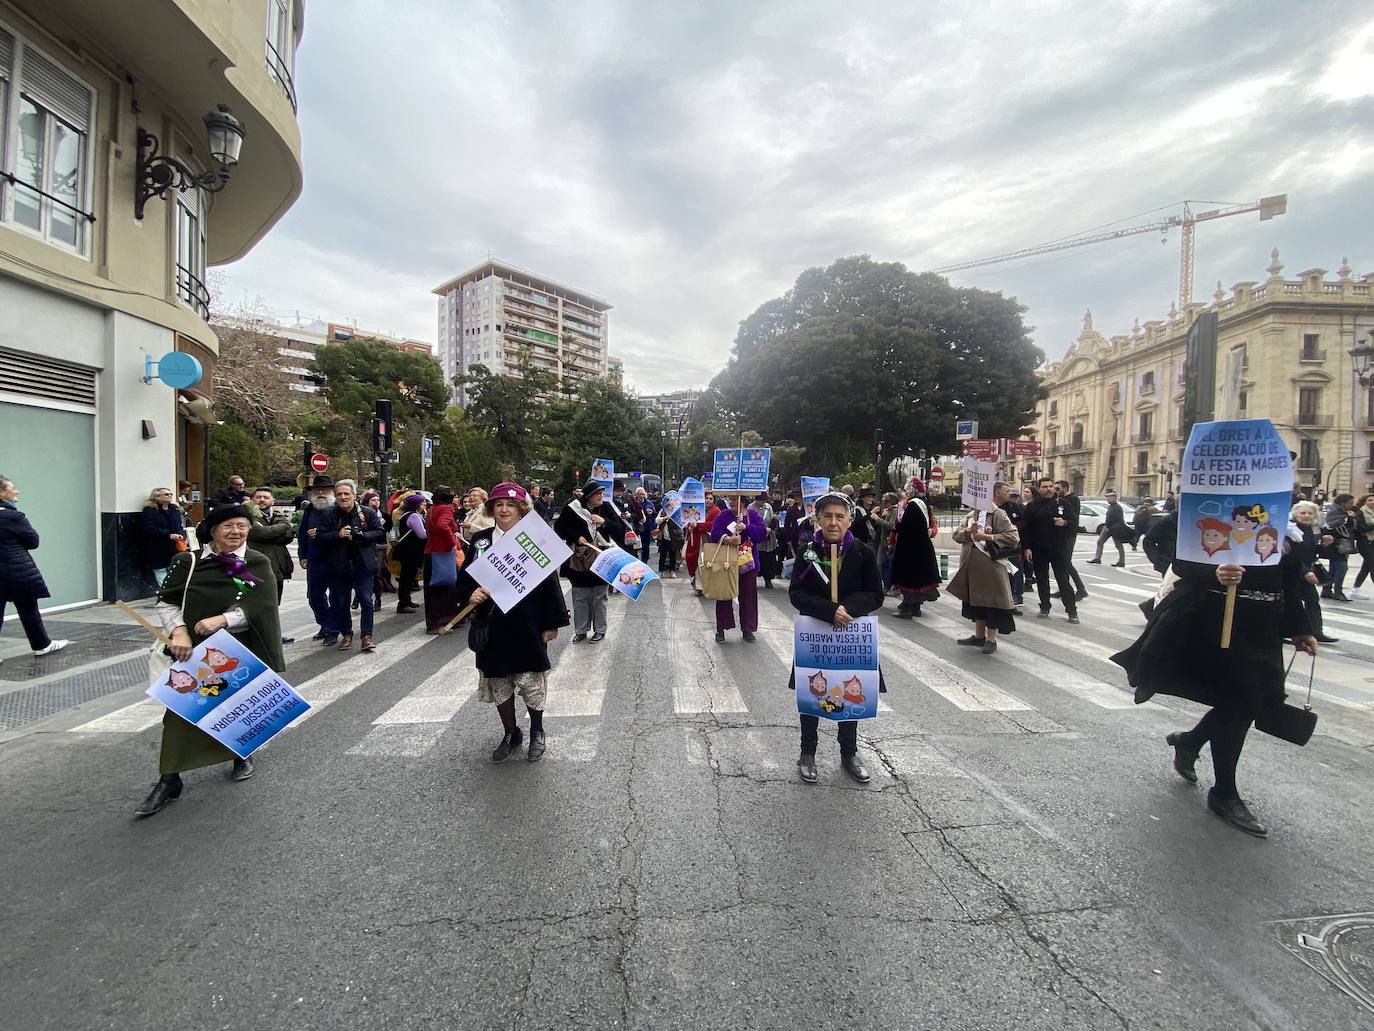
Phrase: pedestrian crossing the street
[{"left": 63, "top": 568, "right": 1374, "bottom": 762}]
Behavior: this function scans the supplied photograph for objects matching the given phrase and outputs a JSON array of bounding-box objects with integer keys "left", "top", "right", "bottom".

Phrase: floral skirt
[{"left": 478, "top": 670, "right": 549, "bottom": 709}]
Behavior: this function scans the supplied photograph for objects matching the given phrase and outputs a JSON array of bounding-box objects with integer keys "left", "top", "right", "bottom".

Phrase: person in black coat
[
  {"left": 554, "top": 484, "right": 618, "bottom": 642},
  {"left": 1142, "top": 511, "right": 1178, "bottom": 576},
  {"left": 1087, "top": 490, "right": 1128, "bottom": 566},
  {"left": 789, "top": 492, "right": 885, "bottom": 785},
  {"left": 458, "top": 482, "right": 571, "bottom": 763},
  {"left": 1053, "top": 480, "right": 1088, "bottom": 600},
  {"left": 1022, "top": 478, "right": 1078, "bottom": 622},
  {"left": 316, "top": 479, "right": 385, "bottom": 652},
  {"left": 1112, "top": 543, "right": 1316, "bottom": 838},
  {"left": 0, "top": 474, "right": 67, "bottom": 657},
  {"left": 890, "top": 483, "right": 940, "bottom": 618},
  {"left": 140, "top": 486, "right": 187, "bottom": 585}
]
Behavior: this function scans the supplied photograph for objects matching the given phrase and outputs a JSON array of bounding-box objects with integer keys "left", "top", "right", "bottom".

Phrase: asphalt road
[{"left": 2, "top": 537, "right": 1372, "bottom": 1030}]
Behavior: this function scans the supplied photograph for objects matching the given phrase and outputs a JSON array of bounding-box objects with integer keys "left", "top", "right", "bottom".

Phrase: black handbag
[
  {"left": 467, "top": 611, "right": 491, "bottom": 653},
  {"left": 1255, "top": 653, "right": 1318, "bottom": 746},
  {"left": 1310, "top": 561, "right": 1332, "bottom": 586}
]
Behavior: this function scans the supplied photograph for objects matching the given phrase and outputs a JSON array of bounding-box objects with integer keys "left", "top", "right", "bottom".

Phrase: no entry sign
[
  {"left": 310, "top": 453, "right": 329, "bottom": 473},
  {"left": 928, "top": 467, "right": 945, "bottom": 481}
]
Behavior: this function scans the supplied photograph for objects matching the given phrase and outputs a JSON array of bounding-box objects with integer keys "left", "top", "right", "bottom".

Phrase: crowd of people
[{"left": 0, "top": 460, "right": 1358, "bottom": 837}]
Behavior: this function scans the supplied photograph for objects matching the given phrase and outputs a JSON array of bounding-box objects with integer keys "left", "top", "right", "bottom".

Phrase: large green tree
[
  {"left": 712, "top": 256, "right": 1044, "bottom": 480},
  {"left": 454, "top": 349, "right": 560, "bottom": 477}
]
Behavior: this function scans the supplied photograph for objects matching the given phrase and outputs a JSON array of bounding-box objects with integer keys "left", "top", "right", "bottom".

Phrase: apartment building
[
  {"left": 323, "top": 321, "right": 434, "bottom": 357},
  {"left": 637, "top": 389, "right": 700, "bottom": 426},
  {"left": 433, "top": 260, "right": 612, "bottom": 405},
  {"left": 0, "top": 0, "right": 305, "bottom": 604},
  {"left": 1032, "top": 251, "right": 1374, "bottom": 497}
]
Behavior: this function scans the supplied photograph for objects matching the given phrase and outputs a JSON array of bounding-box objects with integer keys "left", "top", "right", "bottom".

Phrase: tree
[
  {"left": 389, "top": 407, "right": 503, "bottom": 493},
  {"left": 207, "top": 301, "right": 308, "bottom": 435},
  {"left": 455, "top": 349, "right": 560, "bottom": 477},
  {"left": 712, "top": 256, "right": 1044, "bottom": 483},
  {"left": 207, "top": 421, "right": 265, "bottom": 488}
]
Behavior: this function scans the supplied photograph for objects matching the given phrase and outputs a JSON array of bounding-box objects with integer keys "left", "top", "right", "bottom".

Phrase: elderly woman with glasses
[
  {"left": 141, "top": 486, "right": 187, "bottom": 586},
  {"left": 136, "top": 504, "right": 286, "bottom": 817}
]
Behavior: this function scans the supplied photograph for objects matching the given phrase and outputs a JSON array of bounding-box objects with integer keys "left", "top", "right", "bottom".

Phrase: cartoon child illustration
[
  {"left": 842, "top": 676, "right": 865, "bottom": 705},
  {"left": 1196, "top": 517, "right": 1232, "bottom": 557},
  {"left": 590, "top": 461, "right": 612, "bottom": 482},
  {"left": 808, "top": 671, "right": 828, "bottom": 698},
  {"left": 1253, "top": 525, "right": 1280, "bottom": 564},
  {"left": 200, "top": 646, "right": 239, "bottom": 676},
  {"left": 197, "top": 675, "right": 229, "bottom": 698},
  {"left": 682, "top": 505, "right": 702, "bottom": 524},
  {"left": 618, "top": 563, "right": 648, "bottom": 588},
  {"left": 165, "top": 668, "right": 198, "bottom": 694},
  {"left": 1230, "top": 503, "right": 1268, "bottom": 545},
  {"left": 820, "top": 684, "right": 846, "bottom": 714}
]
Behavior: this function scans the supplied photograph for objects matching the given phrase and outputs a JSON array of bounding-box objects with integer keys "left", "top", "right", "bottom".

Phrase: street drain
[{"left": 1268, "top": 911, "right": 1374, "bottom": 1015}]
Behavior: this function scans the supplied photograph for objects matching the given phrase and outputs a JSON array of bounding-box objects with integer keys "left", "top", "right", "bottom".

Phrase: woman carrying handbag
[
  {"left": 708, "top": 501, "right": 767, "bottom": 643},
  {"left": 554, "top": 483, "right": 617, "bottom": 643}
]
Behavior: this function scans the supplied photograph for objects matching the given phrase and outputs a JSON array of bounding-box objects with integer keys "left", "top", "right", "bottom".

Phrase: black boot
[
  {"left": 491, "top": 726, "right": 524, "bottom": 763},
  {"left": 134, "top": 774, "right": 183, "bottom": 817},
  {"left": 797, "top": 753, "right": 818, "bottom": 784},
  {"left": 1164, "top": 732, "right": 1199, "bottom": 783},
  {"left": 841, "top": 755, "right": 871, "bottom": 783}
]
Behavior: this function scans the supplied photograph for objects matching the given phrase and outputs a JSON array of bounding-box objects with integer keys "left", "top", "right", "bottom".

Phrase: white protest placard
[
  {"left": 960, "top": 458, "right": 998, "bottom": 511},
  {"left": 466, "top": 511, "right": 573, "bottom": 612}
]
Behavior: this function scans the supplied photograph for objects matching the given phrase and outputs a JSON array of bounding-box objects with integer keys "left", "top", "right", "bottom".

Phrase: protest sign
[
  {"left": 679, "top": 477, "right": 707, "bottom": 525},
  {"left": 146, "top": 629, "right": 309, "bottom": 758},
  {"left": 588, "top": 458, "right": 615, "bottom": 492},
  {"left": 740, "top": 448, "right": 771, "bottom": 493},
  {"left": 591, "top": 547, "right": 660, "bottom": 600},
  {"left": 960, "top": 458, "right": 999, "bottom": 511},
  {"left": 1177, "top": 419, "right": 1292, "bottom": 567},
  {"left": 801, "top": 476, "right": 830, "bottom": 517},
  {"left": 793, "top": 615, "right": 880, "bottom": 721},
  {"left": 712, "top": 449, "right": 742, "bottom": 492},
  {"left": 661, "top": 490, "right": 685, "bottom": 527},
  {"left": 466, "top": 511, "right": 573, "bottom": 613}
]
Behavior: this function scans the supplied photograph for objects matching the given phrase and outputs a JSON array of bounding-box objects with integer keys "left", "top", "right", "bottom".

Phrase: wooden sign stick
[
  {"left": 1219, "top": 583, "right": 1238, "bottom": 649},
  {"left": 115, "top": 600, "right": 174, "bottom": 648},
  {"left": 830, "top": 544, "right": 839, "bottom": 604}
]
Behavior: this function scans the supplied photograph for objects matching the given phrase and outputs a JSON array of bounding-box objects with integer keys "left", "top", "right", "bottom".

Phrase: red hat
[
  {"left": 485, "top": 482, "right": 531, "bottom": 513},
  {"left": 1196, "top": 517, "right": 1230, "bottom": 533}
]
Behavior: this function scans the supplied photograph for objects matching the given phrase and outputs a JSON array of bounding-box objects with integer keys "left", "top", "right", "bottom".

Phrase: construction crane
[{"left": 933, "top": 195, "right": 1288, "bottom": 309}]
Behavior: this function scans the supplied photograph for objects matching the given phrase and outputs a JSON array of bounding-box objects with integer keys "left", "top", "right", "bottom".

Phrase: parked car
[{"left": 1078, "top": 500, "right": 1107, "bottom": 534}]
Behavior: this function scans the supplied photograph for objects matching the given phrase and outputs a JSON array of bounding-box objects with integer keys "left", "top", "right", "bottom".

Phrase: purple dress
[{"left": 708, "top": 506, "right": 767, "bottom": 632}]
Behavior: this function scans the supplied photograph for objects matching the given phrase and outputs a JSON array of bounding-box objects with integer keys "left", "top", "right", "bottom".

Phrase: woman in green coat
[{"left": 136, "top": 505, "right": 286, "bottom": 817}]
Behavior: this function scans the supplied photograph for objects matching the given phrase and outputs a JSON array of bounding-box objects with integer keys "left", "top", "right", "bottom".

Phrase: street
[{"left": 2, "top": 537, "right": 1372, "bottom": 1030}]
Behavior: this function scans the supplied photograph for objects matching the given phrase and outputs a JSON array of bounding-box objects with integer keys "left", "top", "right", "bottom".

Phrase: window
[
  {"left": 0, "top": 33, "right": 95, "bottom": 255},
  {"left": 1140, "top": 370, "right": 1155, "bottom": 395},
  {"left": 1235, "top": 343, "right": 1248, "bottom": 368},
  {"left": 1298, "top": 388, "right": 1321, "bottom": 424},
  {"left": 1135, "top": 480, "right": 1151, "bottom": 496},
  {"left": 1299, "top": 439, "right": 1319, "bottom": 470},
  {"left": 1070, "top": 424, "right": 1083, "bottom": 449},
  {"left": 1238, "top": 391, "right": 1247, "bottom": 414},
  {"left": 265, "top": 0, "right": 296, "bottom": 110},
  {"left": 1302, "top": 333, "right": 1322, "bottom": 361},
  {"left": 1048, "top": 400, "right": 1058, "bottom": 417},
  {"left": 1138, "top": 412, "right": 1153, "bottom": 440},
  {"left": 1135, "top": 451, "right": 1149, "bottom": 475},
  {"left": 175, "top": 185, "right": 208, "bottom": 318},
  {"left": 1048, "top": 430, "right": 1057, "bottom": 452}
]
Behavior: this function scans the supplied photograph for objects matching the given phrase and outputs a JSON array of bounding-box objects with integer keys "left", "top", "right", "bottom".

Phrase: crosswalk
[{"left": 64, "top": 565, "right": 1374, "bottom": 763}]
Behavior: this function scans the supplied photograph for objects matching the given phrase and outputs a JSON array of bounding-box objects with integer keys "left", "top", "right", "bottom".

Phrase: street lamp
[
  {"left": 136, "top": 105, "right": 247, "bottom": 219},
  {"left": 1351, "top": 338, "right": 1374, "bottom": 386},
  {"left": 1151, "top": 456, "right": 1177, "bottom": 493}
]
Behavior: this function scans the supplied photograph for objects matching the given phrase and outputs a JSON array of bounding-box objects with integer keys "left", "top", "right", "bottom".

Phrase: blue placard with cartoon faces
[
  {"left": 793, "top": 615, "right": 880, "bottom": 721},
  {"left": 148, "top": 630, "right": 269, "bottom": 723},
  {"left": 1177, "top": 419, "right": 1292, "bottom": 567}
]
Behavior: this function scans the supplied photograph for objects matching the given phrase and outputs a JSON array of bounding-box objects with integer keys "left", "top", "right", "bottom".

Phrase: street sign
[
  {"left": 961, "top": 438, "right": 1000, "bottom": 459},
  {"left": 1006, "top": 439, "right": 1043, "bottom": 458},
  {"left": 928, "top": 467, "right": 945, "bottom": 481},
  {"left": 955, "top": 419, "right": 978, "bottom": 440},
  {"left": 310, "top": 453, "right": 328, "bottom": 473},
  {"left": 422, "top": 437, "right": 433, "bottom": 468}
]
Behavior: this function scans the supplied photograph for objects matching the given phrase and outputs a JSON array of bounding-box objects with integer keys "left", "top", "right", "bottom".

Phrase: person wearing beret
[
  {"left": 137, "top": 504, "right": 286, "bottom": 817},
  {"left": 457, "top": 482, "right": 570, "bottom": 763}
]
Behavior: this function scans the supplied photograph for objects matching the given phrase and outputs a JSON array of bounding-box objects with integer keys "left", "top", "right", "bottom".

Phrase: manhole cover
[{"left": 1269, "top": 912, "right": 1374, "bottom": 1015}]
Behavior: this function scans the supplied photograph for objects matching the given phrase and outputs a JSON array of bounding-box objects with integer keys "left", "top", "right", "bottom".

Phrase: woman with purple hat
[{"left": 457, "top": 482, "right": 570, "bottom": 763}]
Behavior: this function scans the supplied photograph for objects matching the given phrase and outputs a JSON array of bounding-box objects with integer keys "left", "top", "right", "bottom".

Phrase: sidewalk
[{"left": 0, "top": 598, "right": 160, "bottom": 737}]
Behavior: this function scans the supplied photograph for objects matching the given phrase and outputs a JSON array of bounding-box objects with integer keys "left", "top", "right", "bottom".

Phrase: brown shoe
[
  {"left": 338, "top": 634, "right": 353, "bottom": 651},
  {"left": 361, "top": 634, "right": 375, "bottom": 653}
]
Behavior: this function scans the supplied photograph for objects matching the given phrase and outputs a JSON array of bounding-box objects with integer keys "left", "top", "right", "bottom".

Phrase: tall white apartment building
[{"left": 434, "top": 260, "right": 613, "bottom": 405}]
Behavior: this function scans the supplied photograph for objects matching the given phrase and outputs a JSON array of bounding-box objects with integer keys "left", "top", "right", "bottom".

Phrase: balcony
[
  {"left": 1130, "top": 431, "right": 1155, "bottom": 444},
  {"left": 1300, "top": 349, "right": 1327, "bottom": 363},
  {"left": 1138, "top": 381, "right": 1156, "bottom": 396},
  {"left": 1295, "top": 413, "right": 1334, "bottom": 428}
]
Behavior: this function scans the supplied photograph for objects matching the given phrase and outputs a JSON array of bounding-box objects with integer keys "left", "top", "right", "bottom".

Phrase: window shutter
[
  {"left": 0, "top": 28, "right": 13, "bottom": 80},
  {"left": 20, "top": 44, "right": 91, "bottom": 131},
  {"left": 0, "top": 348, "right": 97, "bottom": 407}
]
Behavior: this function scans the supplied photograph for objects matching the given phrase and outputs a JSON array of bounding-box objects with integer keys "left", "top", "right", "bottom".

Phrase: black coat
[
  {"left": 1141, "top": 512, "right": 1177, "bottom": 573},
  {"left": 554, "top": 503, "right": 614, "bottom": 589},
  {"left": 0, "top": 500, "right": 49, "bottom": 599},
  {"left": 140, "top": 503, "right": 186, "bottom": 570},
  {"left": 851, "top": 508, "right": 873, "bottom": 545},
  {"left": 248, "top": 513, "right": 295, "bottom": 583},
  {"left": 788, "top": 537, "right": 886, "bottom": 693},
  {"left": 317, "top": 504, "right": 386, "bottom": 572},
  {"left": 457, "top": 526, "right": 571, "bottom": 678},
  {"left": 1022, "top": 495, "right": 1071, "bottom": 551},
  {"left": 890, "top": 498, "right": 940, "bottom": 591}
]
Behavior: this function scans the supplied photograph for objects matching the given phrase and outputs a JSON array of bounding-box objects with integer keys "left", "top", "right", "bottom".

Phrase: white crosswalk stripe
[
  {"left": 881, "top": 632, "right": 1032, "bottom": 712},
  {"left": 668, "top": 600, "right": 749, "bottom": 715}
]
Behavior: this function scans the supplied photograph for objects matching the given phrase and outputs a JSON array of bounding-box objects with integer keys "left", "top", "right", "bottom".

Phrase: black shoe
[
  {"left": 1050, "top": 591, "right": 1062, "bottom": 599},
  {"left": 1037, "top": 610, "right": 1050, "bottom": 619},
  {"left": 134, "top": 775, "right": 182, "bottom": 817},
  {"left": 572, "top": 633, "right": 588, "bottom": 643},
  {"left": 1086, "top": 558, "right": 1102, "bottom": 565},
  {"left": 1334, "top": 591, "right": 1352, "bottom": 603},
  {"left": 492, "top": 727, "right": 524, "bottom": 763},
  {"left": 715, "top": 629, "right": 726, "bottom": 642},
  {"left": 1066, "top": 615, "right": 1080, "bottom": 624},
  {"left": 1165, "top": 732, "right": 1198, "bottom": 783},
  {"left": 742, "top": 631, "right": 756, "bottom": 642},
  {"left": 764, "top": 581, "right": 774, "bottom": 590},
  {"left": 527, "top": 729, "right": 546, "bottom": 762},
  {"left": 397, "top": 605, "right": 419, "bottom": 614},
  {"left": 230, "top": 757, "right": 255, "bottom": 781},
  {"left": 1321, "top": 586, "right": 1334, "bottom": 599},
  {"left": 841, "top": 755, "right": 871, "bottom": 784},
  {"left": 798, "top": 753, "right": 818, "bottom": 784},
  {"left": 957, "top": 636, "right": 987, "bottom": 646},
  {"left": 1075, "top": 590, "right": 1089, "bottom": 601},
  {"left": 1207, "top": 789, "right": 1267, "bottom": 837},
  {"left": 1316, "top": 634, "right": 1340, "bottom": 644},
  {"left": 1112, "top": 561, "right": 1127, "bottom": 568},
  {"left": 892, "top": 606, "right": 915, "bottom": 619},
  {"left": 980, "top": 639, "right": 997, "bottom": 655},
  {"left": 311, "top": 630, "right": 327, "bottom": 641},
  {"left": 591, "top": 632, "right": 606, "bottom": 642},
  {"left": 321, "top": 634, "right": 338, "bottom": 647},
  {"left": 281, "top": 636, "right": 295, "bottom": 645}
]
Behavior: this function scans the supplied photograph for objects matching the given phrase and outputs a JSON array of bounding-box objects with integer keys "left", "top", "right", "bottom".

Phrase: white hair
[
  {"left": 335, "top": 479, "right": 358, "bottom": 493},
  {"left": 1292, "top": 500, "right": 1320, "bottom": 520}
]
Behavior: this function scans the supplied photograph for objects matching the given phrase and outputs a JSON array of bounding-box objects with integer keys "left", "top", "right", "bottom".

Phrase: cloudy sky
[{"left": 220, "top": 0, "right": 1374, "bottom": 394}]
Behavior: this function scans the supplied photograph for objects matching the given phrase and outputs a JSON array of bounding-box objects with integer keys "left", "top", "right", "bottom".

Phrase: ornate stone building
[{"left": 1031, "top": 251, "right": 1374, "bottom": 498}]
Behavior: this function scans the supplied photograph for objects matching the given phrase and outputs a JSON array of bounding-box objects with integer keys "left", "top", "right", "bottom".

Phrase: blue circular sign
[{"left": 158, "top": 352, "right": 202, "bottom": 389}]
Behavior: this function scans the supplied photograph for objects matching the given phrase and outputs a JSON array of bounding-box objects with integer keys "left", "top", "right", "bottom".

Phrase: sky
[{"left": 218, "top": 0, "right": 1374, "bottom": 395}]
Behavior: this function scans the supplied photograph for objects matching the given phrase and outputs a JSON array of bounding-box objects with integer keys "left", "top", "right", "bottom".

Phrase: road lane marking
[
  {"left": 882, "top": 632, "right": 1033, "bottom": 711},
  {"left": 669, "top": 599, "right": 748, "bottom": 715}
]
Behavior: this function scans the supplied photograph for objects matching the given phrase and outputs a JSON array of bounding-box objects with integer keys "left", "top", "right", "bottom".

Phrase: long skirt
[
  {"left": 159, "top": 710, "right": 236, "bottom": 774},
  {"left": 961, "top": 600, "right": 1016, "bottom": 635},
  {"left": 423, "top": 554, "right": 461, "bottom": 632}
]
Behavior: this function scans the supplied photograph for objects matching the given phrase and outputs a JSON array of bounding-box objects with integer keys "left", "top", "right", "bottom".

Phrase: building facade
[
  {"left": 0, "top": 0, "right": 305, "bottom": 606},
  {"left": 433, "top": 260, "right": 612, "bottom": 405},
  {"left": 637, "top": 389, "right": 700, "bottom": 426},
  {"left": 1032, "top": 251, "right": 1374, "bottom": 499}
]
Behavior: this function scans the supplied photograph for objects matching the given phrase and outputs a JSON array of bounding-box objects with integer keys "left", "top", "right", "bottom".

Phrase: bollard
[{"left": 939, "top": 552, "right": 949, "bottom": 579}]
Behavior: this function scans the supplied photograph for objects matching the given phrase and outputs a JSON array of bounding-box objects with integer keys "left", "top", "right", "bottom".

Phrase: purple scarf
[
  {"left": 798, "top": 530, "right": 854, "bottom": 583},
  {"left": 212, "top": 550, "right": 262, "bottom": 592}
]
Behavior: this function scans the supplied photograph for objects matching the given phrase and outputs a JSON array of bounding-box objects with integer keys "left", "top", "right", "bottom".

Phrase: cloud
[{"left": 216, "top": 0, "right": 1374, "bottom": 394}]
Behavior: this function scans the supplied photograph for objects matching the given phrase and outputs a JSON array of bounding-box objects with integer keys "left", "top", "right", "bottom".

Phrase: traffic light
[
  {"left": 374, "top": 399, "right": 393, "bottom": 452},
  {"left": 302, "top": 439, "right": 313, "bottom": 468}
]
